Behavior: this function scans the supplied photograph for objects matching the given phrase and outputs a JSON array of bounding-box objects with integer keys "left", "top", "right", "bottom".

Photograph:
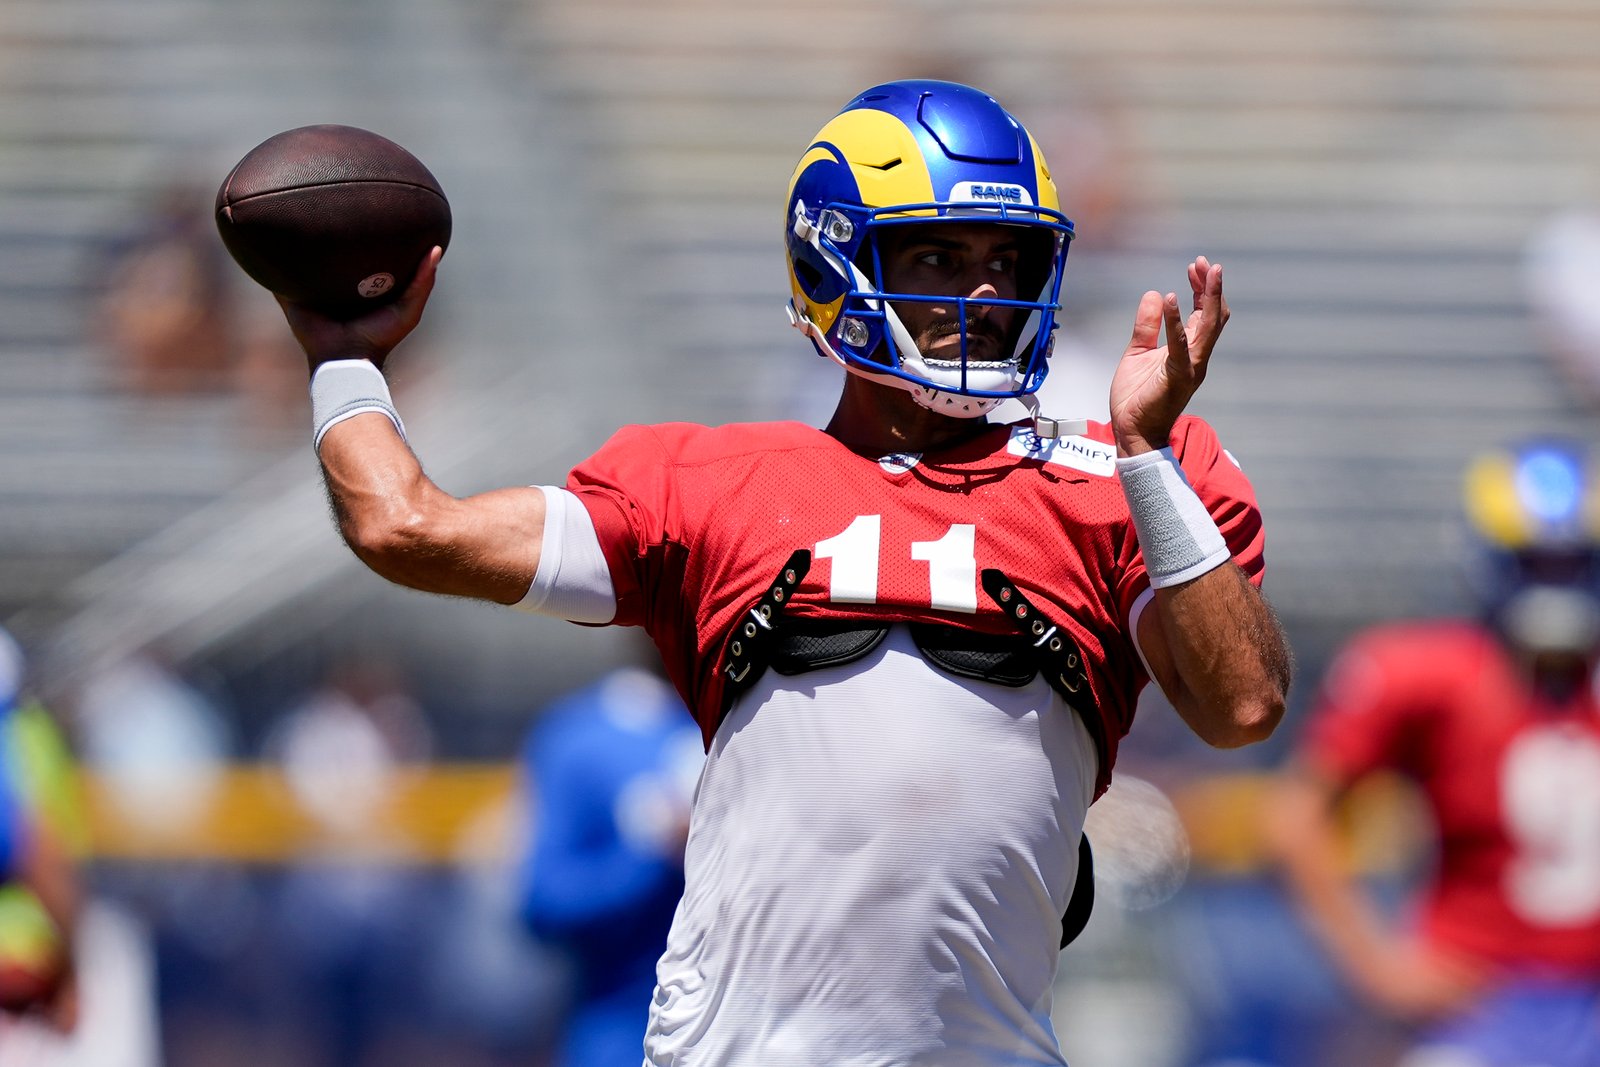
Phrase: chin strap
[
  {"left": 910, "top": 383, "right": 1001, "bottom": 419},
  {"left": 1019, "top": 393, "right": 1088, "bottom": 440}
]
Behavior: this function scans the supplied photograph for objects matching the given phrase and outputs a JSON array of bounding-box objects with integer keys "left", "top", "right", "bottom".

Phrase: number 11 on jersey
[{"left": 814, "top": 515, "right": 979, "bottom": 613}]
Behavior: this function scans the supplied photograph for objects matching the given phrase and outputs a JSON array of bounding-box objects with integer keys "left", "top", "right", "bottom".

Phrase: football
[{"left": 214, "top": 124, "right": 451, "bottom": 319}]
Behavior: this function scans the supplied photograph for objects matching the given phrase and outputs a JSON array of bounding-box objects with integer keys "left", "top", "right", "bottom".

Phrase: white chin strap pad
[
  {"left": 909, "top": 384, "right": 1002, "bottom": 418},
  {"left": 881, "top": 304, "right": 1014, "bottom": 418}
]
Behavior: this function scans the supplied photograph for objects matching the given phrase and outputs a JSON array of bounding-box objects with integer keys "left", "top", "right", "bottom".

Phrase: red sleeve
[
  {"left": 1298, "top": 628, "right": 1439, "bottom": 785},
  {"left": 1112, "top": 415, "right": 1267, "bottom": 625},
  {"left": 564, "top": 424, "right": 683, "bottom": 629}
]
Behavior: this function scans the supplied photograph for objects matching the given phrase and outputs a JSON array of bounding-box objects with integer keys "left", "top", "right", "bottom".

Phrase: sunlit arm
[
  {"left": 1263, "top": 763, "right": 1488, "bottom": 1017},
  {"left": 277, "top": 247, "right": 544, "bottom": 605},
  {"left": 1263, "top": 769, "right": 1391, "bottom": 976},
  {"left": 317, "top": 412, "right": 545, "bottom": 605},
  {"left": 1137, "top": 563, "right": 1291, "bottom": 747}
]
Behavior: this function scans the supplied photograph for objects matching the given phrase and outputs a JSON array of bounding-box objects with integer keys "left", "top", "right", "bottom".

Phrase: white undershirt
[
  {"left": 651, "top": 631, "right": 1095, "bottom": 1066},
  {"left": 518, "top": 486, "right": 1101, "bottom": 1066}
]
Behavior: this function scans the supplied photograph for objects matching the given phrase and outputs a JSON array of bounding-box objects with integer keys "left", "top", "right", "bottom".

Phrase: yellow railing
[
  {"left": 73, "top": 765, "right": 1425, "bottom": 872},
  {"left": 80, "top": 764, "right": 520, "bottom": 865}
]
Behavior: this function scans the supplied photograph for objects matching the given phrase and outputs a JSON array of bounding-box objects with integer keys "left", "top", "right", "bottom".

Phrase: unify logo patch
[
  {"left": 1007, "top": 426, "right": 1115, "bottom": 476},
  {"left": 949, "top": 181, "right": 1033, "bottom": 206}
]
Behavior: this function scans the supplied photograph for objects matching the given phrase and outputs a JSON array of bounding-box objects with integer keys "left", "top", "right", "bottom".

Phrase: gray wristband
[
  {"left": 310, "top": 359, "right": 406, "bottom": 453},
  {"left": 1117, "top": 447, "right": 1230, "bottom": 588}
]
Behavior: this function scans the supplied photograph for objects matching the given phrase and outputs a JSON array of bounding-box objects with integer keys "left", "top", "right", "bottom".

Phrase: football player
[
  {"left": 1267, "top": 438, "right": 1600, "bottom": 1067},
  {"left": 283, "top": 80, "right": 1290, "bottom": 1065},
  {"left": 514, "top": 664, "right": 702, "bottom": 1067},
  {"left": 0, "top": 628, "right": 79, "bottom": 1032}
]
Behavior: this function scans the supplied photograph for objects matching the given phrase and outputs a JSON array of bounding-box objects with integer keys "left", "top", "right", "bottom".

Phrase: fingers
[
  {"left": 1129, "top": 261, "right": 1227, "bottom": 372},
  {"left": 279, "top": 247, "right": 443, "bottom": 372},
  {"left": 1184, "top": 259, "right": 1228, "bottom": 361},
  {"left": 1127, "top": 289, "right": 1165, "bottom": 352},
  {"left": 1204, "top": 260, "right": 1227, "bottom": 323},
  {"left": 397, "top": 245, "right": 443, "bottom": 319},
  {"left": 1162, "top": 292, "right": 1190, "bottom": 373},
  {"left": 1188, "top": 256, "right": 1210, "bottom": 311}
]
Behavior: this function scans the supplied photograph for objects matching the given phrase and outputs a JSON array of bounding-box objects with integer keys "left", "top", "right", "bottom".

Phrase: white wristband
[
  {"left": 1117, "top": 447, "right": 1230, "bottom": 588},
  {"left": 310, "top": 359, "right": 406, "bottom": 452}
]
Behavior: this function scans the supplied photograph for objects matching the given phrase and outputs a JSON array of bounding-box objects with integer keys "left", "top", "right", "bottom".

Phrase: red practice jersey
[
  {"left": 568, "top": 416, "right": 1264, "bottom": 793},
  {"left": 1302, "top": 621, "right": 1600, "bottom": 975}
]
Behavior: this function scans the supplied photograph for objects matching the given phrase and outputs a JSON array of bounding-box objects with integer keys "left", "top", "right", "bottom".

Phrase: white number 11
[{"left": 814, "top": 515, "right": 978, "bottom": 613}]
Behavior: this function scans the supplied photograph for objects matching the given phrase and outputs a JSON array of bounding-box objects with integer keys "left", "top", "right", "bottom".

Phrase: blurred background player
[
  {"left": 514, "top": 664, "right": 701, "bottom": 1067},
  {"left": 0, "top": 627, "right": 81, "bottom": 1036},
  {"left": 1267, "top": 438, "right": 1600, "bottom": 1067}
]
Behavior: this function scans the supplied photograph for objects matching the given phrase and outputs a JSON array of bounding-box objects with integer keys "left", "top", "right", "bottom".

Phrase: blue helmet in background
[
  {"left": 1463, "top": 438, "right": 1600, "bottom": 660},
  {"left": 784, "top": 80, "right": 1075, "bottom": 418}
]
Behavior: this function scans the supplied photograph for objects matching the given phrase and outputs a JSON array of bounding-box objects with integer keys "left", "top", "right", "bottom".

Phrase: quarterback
[{"left": 284, "top": 81, "right": 1290, "bottom": 1065}]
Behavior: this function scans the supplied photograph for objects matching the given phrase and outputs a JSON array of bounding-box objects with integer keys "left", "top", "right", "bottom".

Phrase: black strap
[
  {"left": 721, "top": 561, "right": 1099, "bottom": 725},
  {"left": 979, "top": 569, "right": 1092, "bottom": 718},
  {"left": 720, "top": 550, "right": 812, "bottom": 698},
  {"left": 975, "top": 571, "right": 1109, "bottom": 788},
  {"left": 979, "top": 568, "right": 1101, "bottom": 949}
]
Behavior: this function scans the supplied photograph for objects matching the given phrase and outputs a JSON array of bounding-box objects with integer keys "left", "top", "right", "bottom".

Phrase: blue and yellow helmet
[
  {"left": 1464, "top": 439, "right": 1600, "bottom": 555},
  {"left": 784, "top": 80, "right": 1074, "bottom": 418},
  {"left": 1464, "top": 438, "right": 1600, "bottom": 657}
]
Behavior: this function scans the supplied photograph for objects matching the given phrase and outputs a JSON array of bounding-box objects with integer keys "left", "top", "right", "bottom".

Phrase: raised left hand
[{"left": 1109, "top": 257, "right": 1229, "bottom": 456}]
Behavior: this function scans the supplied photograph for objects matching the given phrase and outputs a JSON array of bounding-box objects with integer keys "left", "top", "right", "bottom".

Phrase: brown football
[{"left": 215, "top": 124, "right": 451, "bottom": 319}]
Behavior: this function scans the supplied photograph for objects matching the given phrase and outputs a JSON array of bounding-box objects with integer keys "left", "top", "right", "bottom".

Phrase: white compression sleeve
[
  {"left": 1116, "top": 447, "right": 1231, "bottom": 589},
  {"left": 310, "top": 359, "right": 406, "bottom": 452},
  {"left": 514, "top": 486, "right": 617, "bottom": 624}
]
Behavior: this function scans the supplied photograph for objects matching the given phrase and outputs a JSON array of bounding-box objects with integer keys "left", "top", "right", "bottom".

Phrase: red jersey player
[
  {"left": 1269, "top": 439, "right": 1600, "bottom": 1067},
  {"left": 567, "top": 412, "right": 1265, "bottom": 797},
  {"left": 275, "top": 80, "right": 1290, "bottom": 1066}
]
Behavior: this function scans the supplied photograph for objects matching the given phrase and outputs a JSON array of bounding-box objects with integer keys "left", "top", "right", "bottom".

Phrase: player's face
[{"left": 876, "top": 223, "right": 1025, "bottom": 365}]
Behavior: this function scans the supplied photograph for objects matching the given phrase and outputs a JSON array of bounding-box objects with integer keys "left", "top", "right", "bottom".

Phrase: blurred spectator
[
  {"left": 73, "top": 652, "right": 232, "bottom": 844},
  {"left": 515, "top": 665, "right": 702, "bottom": 1067},
  {"left": 93, "top": 183, "right": 238, "bottom": 395},
  {"left": 1265, "top": 438, "right": 1600, "bottom": 1067},
  {"left": 1524, "top": 209, "right": 1600, "bottom": 408},
  {"left": 264, "top": 657, "right": 433, "bottom": 840},
  {"left": 90, "top": 178, "right": 306, "bottom": 434},
  {"left": 259, "top": 657, "right": 436, "bottom": 1067},
  {"left": 71, "top": 651, "right": 260, "bottom": 1066}
]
